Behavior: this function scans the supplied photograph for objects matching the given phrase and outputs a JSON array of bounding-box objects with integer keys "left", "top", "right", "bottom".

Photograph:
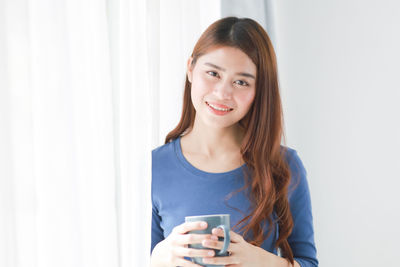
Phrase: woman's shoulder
[
  {"left": 280, "top": 145, "right": 300, "bottom": 166},
  {"left": 280, "top": 145, "right": 310, "bottom": 198},
  {"left": 152, "top": 138, "right": 179, "bottom": 167}
]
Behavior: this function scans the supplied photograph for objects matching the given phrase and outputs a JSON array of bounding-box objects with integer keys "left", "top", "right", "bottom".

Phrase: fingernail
[
  {"left": 208, "top": 250, "right": 214, "bottom": 256},
  {"left": 200, "top": 222, "right": 207, "bottom": 227},
  {"left": 211, "top": 235, "right": 218, "bottom": 240}
]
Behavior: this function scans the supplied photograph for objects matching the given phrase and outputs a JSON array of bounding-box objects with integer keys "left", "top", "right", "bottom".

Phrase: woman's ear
[{"left": 186, "top": 56, "right": 193, "bottom": 83}]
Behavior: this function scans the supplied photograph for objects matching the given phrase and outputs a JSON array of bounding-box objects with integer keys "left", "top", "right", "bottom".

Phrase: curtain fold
[
  {"left": 1, "top": 0, "right": 120, "bottom": 266},
  {"left": 106, "top": 0, "right": 155, "bottom": 265},
  {"left": 0, "top": 0, "right": 219, "bottom": 266}
]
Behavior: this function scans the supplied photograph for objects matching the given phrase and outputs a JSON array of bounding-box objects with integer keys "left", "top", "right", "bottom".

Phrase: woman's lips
[
  {"left": 206, "top": 101, "right": 233, "bottom": 110},
  {"left": 206, "top": 101, "right": 233, "bottom": 115}
]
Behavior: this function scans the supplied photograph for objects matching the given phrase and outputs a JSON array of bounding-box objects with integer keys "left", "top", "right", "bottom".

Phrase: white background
[
  {"left": 275, "top": 1, "right": 400, "bottom": 266},
  {"left": 161, "top": 1, "right": 400, "bottom": 266},
  {"left": 276, "top": 1, "right": 400, "bottom": 267}
]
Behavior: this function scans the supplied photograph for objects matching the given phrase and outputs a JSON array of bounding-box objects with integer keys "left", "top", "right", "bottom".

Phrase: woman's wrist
[
  {"left": 262, "top": 249, "right": 300, "bottom": 267},
  {"left": 150, "top": 244, "right": 165, "bottom": 267}
]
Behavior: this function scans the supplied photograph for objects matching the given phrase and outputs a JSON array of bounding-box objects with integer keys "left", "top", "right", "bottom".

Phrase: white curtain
[
  {"left": 0, "top": 0, "right": 121, "bottom": 266},
  {"left": 158, "top": 0, "right": 221, "bottom": 144},
  {"left": 107, "top": 0, "right": 154, "bottom": 266},
  {"left": 0, "top": 0, "right": 151, "bottom": 266},
  {"left": 0, "top": 0, "right": 220, "bottom": 266}
]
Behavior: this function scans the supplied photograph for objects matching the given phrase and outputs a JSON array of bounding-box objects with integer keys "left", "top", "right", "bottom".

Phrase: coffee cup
[{"left": 185, "top": 214, "right": 230, "bottom": 267}]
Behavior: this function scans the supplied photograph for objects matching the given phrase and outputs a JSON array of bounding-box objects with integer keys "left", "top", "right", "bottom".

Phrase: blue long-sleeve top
[{"left": 151, "top": 136, "right": 318, "bottom": 266}]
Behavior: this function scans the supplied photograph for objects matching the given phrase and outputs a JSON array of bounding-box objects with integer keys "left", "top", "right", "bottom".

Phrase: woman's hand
[
  {"left": 150, "top": 221, "right": 218, "bottom": 267},
  {"left": 201, "top": 228, "right": 272, "bottom": 267}
]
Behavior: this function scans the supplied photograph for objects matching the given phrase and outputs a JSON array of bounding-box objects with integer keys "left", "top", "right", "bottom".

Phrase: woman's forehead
[{"left": 197, "top": 46, "right": 257, "bottom": 75}]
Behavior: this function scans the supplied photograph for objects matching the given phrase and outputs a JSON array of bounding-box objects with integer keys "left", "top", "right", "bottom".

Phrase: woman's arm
[
  {"left": 285, "top": 149, "right": 319, "bottom": 267},
  {"left": 151, "top": 199, "right": 165, "bottom": 254},
  {"left": 264, "top": 252, "right": 301, "bottom": 267}
]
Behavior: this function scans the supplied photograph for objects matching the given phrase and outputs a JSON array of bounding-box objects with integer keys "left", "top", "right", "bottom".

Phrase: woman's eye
[
  {"left": 207, "top": 71, "right": 219, "bottom": 77},
  {"left": 206, "top": 71, "right": 249, "bottom": 87},
  {"left": 235, "top": 80, "right": 249, "bottom": 86}
]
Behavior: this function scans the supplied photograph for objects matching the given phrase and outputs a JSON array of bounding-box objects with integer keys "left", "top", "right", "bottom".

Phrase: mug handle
[{"left": 216, "top": 225, "right": 230, "bottom": 255}]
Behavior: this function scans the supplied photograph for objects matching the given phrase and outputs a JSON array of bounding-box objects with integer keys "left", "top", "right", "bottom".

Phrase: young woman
[{"left": 151, "top": 17, "right": 318, "bottom": 267}]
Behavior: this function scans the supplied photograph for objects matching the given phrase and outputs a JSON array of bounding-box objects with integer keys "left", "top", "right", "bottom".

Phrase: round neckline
[{"left": 174, "top": 136, "right": 246, "bottom": 178}]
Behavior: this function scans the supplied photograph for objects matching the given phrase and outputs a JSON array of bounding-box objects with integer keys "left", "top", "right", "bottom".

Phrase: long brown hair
[{"left": 165, "top": 17, "right": 295, "bottom": 264}]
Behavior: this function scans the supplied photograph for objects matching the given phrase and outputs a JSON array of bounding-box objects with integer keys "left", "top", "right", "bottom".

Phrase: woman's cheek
[
  {"left": 191, "top": 82, "right": 209, "bottom": 109},
  {"left": 197, "top": 77, "right": 214, "bottom": 93},
  {"left": 238, "top": 90, "right": 256, "bottom": 107}
]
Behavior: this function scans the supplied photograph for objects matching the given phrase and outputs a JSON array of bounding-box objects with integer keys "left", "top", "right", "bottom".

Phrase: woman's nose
[{"left": 213, "top": 81, "right": 233, "bottom": 99}]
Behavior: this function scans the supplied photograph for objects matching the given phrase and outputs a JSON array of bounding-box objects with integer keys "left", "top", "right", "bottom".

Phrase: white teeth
[{"left": 207, "top": 102, "right": 231, "bottom": 111}]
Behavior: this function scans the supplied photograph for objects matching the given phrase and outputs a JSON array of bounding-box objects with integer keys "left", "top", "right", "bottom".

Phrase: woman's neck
[{"left": 181, "top": 122, "right": 244, "bottom": 159}]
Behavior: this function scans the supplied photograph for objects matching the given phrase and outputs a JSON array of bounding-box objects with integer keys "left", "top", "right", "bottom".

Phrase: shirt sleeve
[
  {"left": 151, "top": 202, "right": 164, "bottom": 254},
  {"left": 286, "top": 149, "right": 319, "bottom": 267}
]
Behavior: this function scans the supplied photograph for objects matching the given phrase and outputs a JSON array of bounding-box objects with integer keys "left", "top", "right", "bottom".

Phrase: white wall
[{"left": 275, "top": 1, "right": 400, "bottom": 266}]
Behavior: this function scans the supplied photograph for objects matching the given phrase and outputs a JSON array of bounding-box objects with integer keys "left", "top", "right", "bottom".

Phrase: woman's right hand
[{"left": 150, "top": 221, "right": 218, "bottom": 267}]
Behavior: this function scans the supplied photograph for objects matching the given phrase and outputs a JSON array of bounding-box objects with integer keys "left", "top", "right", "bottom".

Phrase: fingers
[
  {"left": 202, "top": 238, "right": 224, "bottom": 250},
  {"left": 175, "top": 258, "right": 203, "bottom": 267},
  {"left": 203, "top": 255, "right": 238, "bottom": 266},
  {"left": 204, "top": 228, "right": 243, "bottom": 252},
  {"left": 202, "top": 238, "right": 238, "bottom": 252},
  {"left": 173, "top": 221, "right": 208, "bottom": 234},
  {"left": 173, "top": 246, "right": 215, "bottom": 258},
  {"left": 212, "top": 228, "right": 243, "bottom": 243},
  {"left": 175, "top": 233, "right": 215, "bottom": 246}
]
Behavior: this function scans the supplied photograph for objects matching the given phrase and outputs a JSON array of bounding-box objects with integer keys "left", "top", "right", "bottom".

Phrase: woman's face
[{"left": 187, "top": 46, "right": 257, "bottom": 130}]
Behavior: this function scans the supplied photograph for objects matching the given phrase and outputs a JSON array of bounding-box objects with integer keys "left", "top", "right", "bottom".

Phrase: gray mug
[{"left": 185, "top": 214, "right": 230, "bottom": 267}]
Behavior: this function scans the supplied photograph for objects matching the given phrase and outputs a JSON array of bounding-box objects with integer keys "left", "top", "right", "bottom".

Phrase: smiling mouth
[{"left": 205, "top": 101, "right": 234, "bottom": 111}]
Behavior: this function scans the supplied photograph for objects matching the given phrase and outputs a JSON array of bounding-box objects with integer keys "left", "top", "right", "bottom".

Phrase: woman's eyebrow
[{"left": 204, "top": 62, "right": 256, "bottom": 80}]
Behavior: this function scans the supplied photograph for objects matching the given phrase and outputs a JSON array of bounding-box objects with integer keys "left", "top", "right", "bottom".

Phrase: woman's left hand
[{"left": 201, "top": 228, "right": 271, "bottom": 267}]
